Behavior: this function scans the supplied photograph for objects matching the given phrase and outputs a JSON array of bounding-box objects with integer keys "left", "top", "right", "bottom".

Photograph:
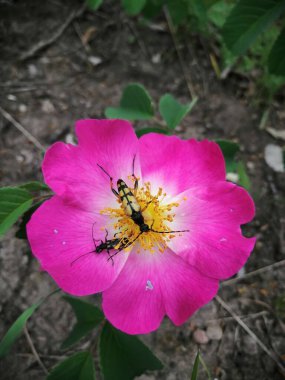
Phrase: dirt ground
[{"left": 0, "top": 1, "right": 285, "bottom": 379}]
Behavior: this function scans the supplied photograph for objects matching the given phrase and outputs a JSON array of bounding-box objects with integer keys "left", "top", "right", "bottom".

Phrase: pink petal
[
  {"left": 168, "top": 181, "right": 256, "bottom": 279},
  {"left": 102, "top": 248, "right": 218, "bottom": 334},
  {"left": 139, "top": 134, "right": 225, "bottom": 195},
  {"left": 43, "top": 119, "right": 139, "bottom": 211},
  {"left": 27, "top": 196, "right": 129, "bottom": 295}
]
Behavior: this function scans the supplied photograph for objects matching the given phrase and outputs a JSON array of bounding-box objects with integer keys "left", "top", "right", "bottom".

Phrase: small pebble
[
  {"left": 19, "top": 104, "right": 27, "bottom": 113},
  {"left": 237, "top": 267, "right": 245, "bottom": 278},
  {"left": 40, "top": 56, "right": 50, "bottom": 64},
  {"left": 152, "top": 53, "right": 161, "bottom": 64},
  {"left": 264, "top": 144, "right": 284, "bottom": 172},
  {"left": 226, "top": 172, "right": 239, "bottom": 183},
  {"left": 65, "top": 133, "right": 76, "bottom": 145},
  {"left": 7, "top": 94, "right": 17, "bottom": 101},
  {"left": 20, "top": 149, "right": 34, "bottom": 164},
  {"left": 206, "top": 325, "right": 223, "bottom": 340},
  {"left": 255, "top": 241, "right": 263, "bottom": 250},
  {"left": 28, "top": 64, "right": 38, "bottom": 77},
  {"left": 16, "top": 154, "right": 24, "bottom": 163},
  {"left": 41, "top": 99, "right": 55, "bottom": 113},
  {"left": 88, "top": 56, "right": 102, "bottom": 66},
  {"left": 193, "top": 329, "right": 209, "bottom": 344},
  {"left": 247, "top": 161, "right": 255, "bottom": 171},
  {"left": 243, "top": 335, "right": 258, "bottom": 355}
]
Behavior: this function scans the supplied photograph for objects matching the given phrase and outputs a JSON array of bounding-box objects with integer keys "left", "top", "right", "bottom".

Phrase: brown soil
[{"left": 0, "top": 1, "right": 285, "bottom": 379}]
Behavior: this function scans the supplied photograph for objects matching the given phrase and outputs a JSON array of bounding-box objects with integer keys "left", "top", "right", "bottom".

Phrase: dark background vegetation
[{"left": 0, "top": 0, "right": 285, "bottom": 379}]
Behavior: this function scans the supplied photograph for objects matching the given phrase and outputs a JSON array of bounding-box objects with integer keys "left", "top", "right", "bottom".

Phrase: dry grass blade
[
  {"left": 0, "top": 106, "right": 46, "bottom": 152},
  {"left": 223, "top": 259, "right": 285, "bottom": 286},
  {"left": 24, "top": 325, "right": 49, "bottom": 375},
  {"left": 19, "top": 4, "right": 86, "bottom": 61},
  {"left": 215, "top": 295, "right": 285, "bottom": 376},
  {"left": 163, "top": 6, "right": 196, "bottom": 101}
]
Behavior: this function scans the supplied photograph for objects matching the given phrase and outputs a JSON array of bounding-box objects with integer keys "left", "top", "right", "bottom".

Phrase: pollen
[{"left": 100, "top": 181, "right": 182, "bottom": 254}]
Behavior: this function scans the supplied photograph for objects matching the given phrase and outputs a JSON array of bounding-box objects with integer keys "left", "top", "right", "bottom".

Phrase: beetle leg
[{"left": 131, "top": 155, "right": 139, "bottom": 195}]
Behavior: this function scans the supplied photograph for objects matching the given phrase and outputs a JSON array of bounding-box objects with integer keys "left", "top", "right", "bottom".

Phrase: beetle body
[
  {"left": 71, "top": 228, "right": 131, "bottom": 266},
  {"left": 97, "top": 159, "right": 188, "bottom": 236},
  {"left": 117, "top": 179, "right": 150, "bottom": 232}
]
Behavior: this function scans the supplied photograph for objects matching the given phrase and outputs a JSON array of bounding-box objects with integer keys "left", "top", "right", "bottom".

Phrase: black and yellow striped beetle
[
  {"left": 71, "top": 224, "right": 131, "bottom": 266},
  {"left": 97, "top": 156, "right": 189, "bottom": 245}
]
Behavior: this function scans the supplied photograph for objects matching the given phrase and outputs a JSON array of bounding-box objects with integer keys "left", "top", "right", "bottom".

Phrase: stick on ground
[
  {"left": 223, "top": 259, "right": 285, "bottom": 286},
  {"left": 0, "top": 106, "right": 46, "bottom": 152},
  {"left": 24, "top": 325, "right": 49, "bottom": 375},
  {"left": 19, "top": 4, "right": 86, "bottom": 61},
  {"left": 215, "top": 295, "right": 285, "bottom": 376}
]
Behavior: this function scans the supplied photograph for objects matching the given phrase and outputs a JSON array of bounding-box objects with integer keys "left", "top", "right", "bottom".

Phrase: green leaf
[
  {"left": 216, "top": 140, "right": 240, "bottom": 173},
  {"left": 0, "top": 289, "right": 59, "bottom": 357},
  {"left": 122, "top": 0, "right": 147, "bottom": 15},
  {"left": 0, "top": 187, "right": 33, "bottom": 236},
  {"left": 19, "top": 181, "right": 50, "bottom": 192},
  {"left": 274, "top": 294, "right": 285, "bottom": 317},
  {"left": 61, "top": 296, "right": 104, "bottom": 349},
  {"left": 136, "top": 127, "right": 171, "bottom": 137},
  {"left": 86, "top": 0, "right": 103, "bottom": 11},
  {"left": 105, "top": 83, "right": 154, "bottom": 120},
  {"left": 15, "top": 201, "right": 44, "bottom": 239},
  {"left": 0, "top": 301, "right": 40, "bottom": 357},
  {"left": 268, "top": 25, "right": 285, "bottom": 76},
  {"left": 159, "top": 94, "right": 198, "bottom": 130},
  {"left": 222, "top": 0, "right": 285, "bottom": 55},
  {"left": 237, "top": 161, "right": 251, "bottom": 190},
  {"left": 199, "top": 353, "right": 211, "bottom": 380},
  {"left": 142, "top": 0, "right": 164, "bottom": 19},
  {"left": 190, "top": 0, "right": 208, "bottom": 26},
  {"left": 47, "top": 351, "right": 95, "bottom": 380},
  {"left": 191, "top": 351, "right": 200, "bottom": 380},
  {"left": 167, "top": 0, "right": 189, "bottom": 26},
  {"left": 100, "top": 322, "right": 163, "bottom": 380},
  {"left": 207, "top": 1, "right": 234, "bottom": 28},
  {"left": 63, "top": 296, "right": 104, "bottom": 323}
]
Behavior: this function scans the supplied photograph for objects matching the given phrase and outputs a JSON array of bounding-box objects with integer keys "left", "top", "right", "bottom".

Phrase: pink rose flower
[{"left": 27, "top": 119, "right": 255, "bottom": 334}]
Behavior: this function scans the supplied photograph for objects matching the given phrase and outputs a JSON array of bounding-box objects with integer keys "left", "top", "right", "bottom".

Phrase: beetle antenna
[
  {"left": 70, "top": 251, "right": 94, "bottom": 266},
  {"left": 97, "top": 163, "right": 112, "bottom": 180},
  {"left": 107, "top": 232, "right": 143, "bottom": 262}
]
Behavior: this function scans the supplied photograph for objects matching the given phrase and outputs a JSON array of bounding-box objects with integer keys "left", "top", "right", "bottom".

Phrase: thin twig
[
  {"left": 33, "top": 194, "right": 53, "bottom": 203},
  {"left": 23, "top": 325, "right": 49, "bottom": 375},
  {"left": 125, "top": 19, "right": 148, "bottom": 58},
  {"left": 0, "top": 77, "right": 81, "bottom": 88},
  {"left": 73, "top": 21, "right": 90, "bottom": 52},
  {"left": 164, "top": 6, "right": 196, "bottom": 100},
  {"left": 223, "top": 259, "right": 285, "bottom": 286},
  {"left": 199, "top": 353, "right": 212, "bottom": 380},
  {"left": 215, "top": 296, "right": 285, "bottom": 375},
  {"left": 4, "top": 86, "right": 40, "bottom": 93},
  {"left": 0, "top": 106, "right": 46, "bottom": 152},
  {"left": 208, "top": 310, "right": 269, "bottom": 324},
  {"left": 152, "top": 116, "right": 168, "bottom": 128},
  {"left": 17, "top": 353, "right": 67, "bottom": 360},
  {"left": 19, "top": 4, "right": 86, "bottom": 61}
]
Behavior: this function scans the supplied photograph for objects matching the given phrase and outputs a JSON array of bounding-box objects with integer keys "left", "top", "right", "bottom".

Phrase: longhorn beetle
[
  {"left": 97, "top": 155, "right": 189, "bottom": 251},
  {"left": 71, "top": 224, "right": 131, "bottom": 266}
]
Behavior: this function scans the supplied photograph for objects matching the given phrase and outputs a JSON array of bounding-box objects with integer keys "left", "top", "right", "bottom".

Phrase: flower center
[{"left": 100, "top": 181, "right": 182, "bottom": 254}]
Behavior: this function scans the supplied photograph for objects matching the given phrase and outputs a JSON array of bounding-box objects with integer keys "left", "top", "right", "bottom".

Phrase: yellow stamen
[{"left": 100, "top": 181, "right": 180, "bottom": 253}]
